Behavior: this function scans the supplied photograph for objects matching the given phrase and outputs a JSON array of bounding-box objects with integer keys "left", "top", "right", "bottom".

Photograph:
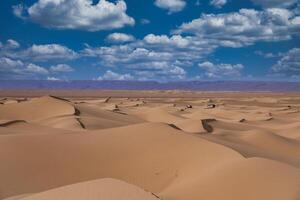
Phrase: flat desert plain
[{"left": 0, "top": 90, "right": 300, "bottom": 200}]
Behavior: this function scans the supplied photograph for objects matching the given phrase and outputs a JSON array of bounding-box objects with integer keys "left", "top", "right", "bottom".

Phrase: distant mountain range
[{"left": 1, "top": 80, "right": 300, "bottom": 92}]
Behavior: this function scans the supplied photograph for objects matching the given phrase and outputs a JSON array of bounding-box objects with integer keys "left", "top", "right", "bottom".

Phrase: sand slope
[
  {"left": 0, "top": 96, "right": 75, "bottom": 121},
  {"left": 1, "top": 93, "right": 300, "bottom": 200},
  {"left": 0, "top": 122, "right": 243, "bottom": 199},
  {"left": 161, "top": 158, "right": 300, "bottom": 200},
  {"left": 7, "top": 179, "right": 159, "bottom": 200}
]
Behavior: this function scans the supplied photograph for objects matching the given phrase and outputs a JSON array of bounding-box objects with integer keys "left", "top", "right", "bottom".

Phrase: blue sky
[{"left": 0, "top": 0, "right": 299, "bottom": 81}]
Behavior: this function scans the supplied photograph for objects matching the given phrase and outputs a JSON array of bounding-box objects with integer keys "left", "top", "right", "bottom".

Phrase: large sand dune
[
  {"left": 6, "top": 179, "right": 160, "bottom": 200},
  {"left": 1, "top": 91, "right": 300, "bottom": 200}
]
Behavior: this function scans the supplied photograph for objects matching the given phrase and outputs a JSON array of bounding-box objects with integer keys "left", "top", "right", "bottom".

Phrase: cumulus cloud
[
  {"left": 168, "top": 66, "right": 186, "bottom": 79},
  {"left": 97, "top": 70, "right": 134, "bottom": 81},
  {"left": 84, "top": 46, "right": 172, "bottom": 67},
  {"left": 18, "top": 44, "right": 78, "bottom": 61},
  {"left": 47, "top": 77, "right": 61, "bottom": 81},
  {"left": 174, "top": 8, "right": 300, "bottom": 47},
  {"left": 26, "top": 63, "right": 48, "bottom": 74},
  {"left": 251, "top": 0, "right": 298, "bottom": 8},
  {"left": 0, "top": 39, "right": 20, "bottom": 50},
  {"left": 133, "top": 65, "right": 186, "bottom": 81},
  {"left": 106, "top": 33, "right": 135, "bottom": 43},
  {"left": 0, "top": 57, "right": 48, "bottom": 79},
  {"left": 6, "top": 39, "right": 20, "bottom": 49},
  {"left": 81, "top": 5, "right": 300, "bottom": 81},
  {"left": 271, "top": 48, "right": 300, "bottom": 76},
  {"left": 154, "top": 0, "right": 186, "bottom": 14},
  {"left": 13, "top": 0, "right": 135, "bottom": 31},
  {"left": 144, "top": 34, "right": 190, "bottom": 48},
  {"left": 132, "top": 61, "right": 186, "bottom": 80},
  {"left": 50, "top": 64, "right": 74, "bottom": 72},
  {"left": 81, "top": 26, "right": 233, "bottom": 81},
  {"left": 0, "top": 57, "right": 24, "bottom": 70},
  {"left": 198, "top": 61, "right": 244, "bottom": 78},
  {"left": 82, "top": 41, "right": 192, "bottom": 81},
  {"left": 210, "top": 0, "right": 227, "bottom": 8},
  {"left": 0, "top": 40, "right": 78, "bottom": 62}
]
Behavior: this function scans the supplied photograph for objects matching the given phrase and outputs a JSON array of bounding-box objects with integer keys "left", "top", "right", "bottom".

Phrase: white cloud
[
  {"left": 0, "top": 57, "right": 48, "bottom": 79},
  {"left": 271, "top": 48, "right": 300, "bottom": 76},
  {"left": 174, "top": 8, "right": 300, "bottom": 46},
  {"left": 154, "top": 0, "right": 186, "bottom": 14},
  {"left": 47, "top": 77, "right": 61, "bottom": 81},
  {"left": 82, "top": 32, "right": 218, "bottom": 81},
  {"left": 50, "top": 64, "right": 74, "bottom": 72},
  {"left": 97, "top": 70, "right": 134, "bottom": 80},
  {"left": 0, "top": 57, "right": 24, "bottom": 69},
  {"left": 0, "top": 56, "right": 75, "bottom": 79},
  {"left": 169, "top": 66, "right": 186, "bottom": 78},
  {"left": 144, "top": 34, "right": 189, "bottom": 48},
  {"left": 133, "top": 65, "right": 186, "bottom": 81},
  {"left": 0, "top": 41, "right": 78, "bottom": 63},
  {"left": 19, "top": 44, "right": 78, "bottom": 61},
  {"left": 106, "top": 33, "right": 135, "bottom": 43},
  {"left": 6, "top": 39, "right": 20, "bottom": 49},
  {"left": 210, "top": 0, "right": 227, "bottom": 8},
  {"left": 255, "top": 51, "right": 278, "bottom": 58},
  {"left": 199, "top": 61, "right": 244, "bottom": 78},
  {"left": 82, "top": 40, "right": 192, "bottom": 81},
  {"left": 26, "top": 63, "right": 48, "bottom": 74},
  {"left": 251, "top": 0, "right": 298, "bottom": 8},
  {"left": 13, "top": 0, "right": 135, "bottom": 31},
  {"left": 12, "top": 4, "right": 27, "bottom": 20},
  {"left": 83, "top": 46, "right": 174, "bottom": 66},
  {"left": 77, "top": 3, "right": 295, "bottom": 82},
  {"left": 0, "top": 39, "right": 20, "bottom": 50}
]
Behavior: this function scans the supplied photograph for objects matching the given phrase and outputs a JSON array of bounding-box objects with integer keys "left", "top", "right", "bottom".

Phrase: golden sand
[{"left": 0, "top": 91, "right": 300, "bottom": 200}]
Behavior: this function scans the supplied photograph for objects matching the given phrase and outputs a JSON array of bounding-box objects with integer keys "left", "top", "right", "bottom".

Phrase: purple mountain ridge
[{"left": 1, "top": 80, "right": 300, "bottom": 92}]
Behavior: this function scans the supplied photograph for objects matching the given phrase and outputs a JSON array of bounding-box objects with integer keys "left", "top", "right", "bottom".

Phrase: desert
[
  {"left": 0, "top": 90, "right": 299, "bottom": 200},
  {"left": 2, "top": 0, "right": 300, "bottom": 198}
]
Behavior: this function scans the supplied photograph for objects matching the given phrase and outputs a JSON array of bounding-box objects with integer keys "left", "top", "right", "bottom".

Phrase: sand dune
[
  {"left": 174, "top": 118, "right": 216, "bottom": 133},
  {"left": 201, "top": 130, "right": 300, "bottom": 167},
  {"left": 1, "top": 92, "right": 300, "bottom": 200},
  {"left": 6, "top": 179, "right": 160, "bottom": 200},
  {"left": 75, "top": 104, "right": 145, "bottom": 130},
  {"left": 161, "top": 158, "right": 300, "bottom": 200},
  {"left": 0, "top": 96, "right": 75, "bottom": 121},
  {"left": 0, "top": 122, "right": 243, "bottom": 199},
  {"left": 135, "top": 107, "right": 185, "bottom": 124}
]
